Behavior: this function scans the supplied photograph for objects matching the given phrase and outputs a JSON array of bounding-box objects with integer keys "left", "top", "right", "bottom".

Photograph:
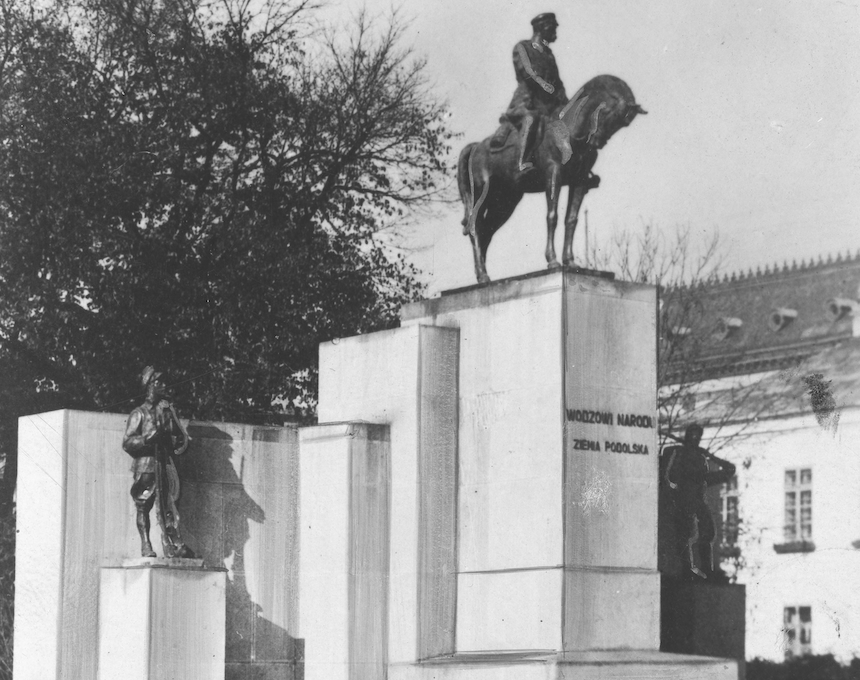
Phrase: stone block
[
  {"left": 225, "top": 663, "right": 296, "bottom": 680},
  {"left": 406, "top": 277, "right": 565, "bottom": 574},
  {"left": 98, "top": 561, "right": 226, "bottom": 680},
  {"left": 563, "top": 568, "right": 660, "bottom": 651},
  {"left": 386, "top": 650, "right": 738, "bottom": 680},
  {"left": 298, "top": 423, "right": 391, "bottom": 680},
  {"left": 662, "top": 581, "right": 746, "bottom": 676},
  {"left": 563, "top": 277, "right": 658, "bottom": 572},
  {"left": 455, "top": 569, "right": 563, "bottom": 652},
  {"left": 564, "top": 450, "right": 656, "bottom": 570},
  {"left": 13, "top": 410, "right": 68, "bottom": 680},
  {"left": 403, "top": 270, "right": 659, "bottom": 653},
  {"left": 316, "top": 325, "right": 459, "bottom": 663},
  {"left": 14, "top": 411, "right": 300, "bottom": 680}
]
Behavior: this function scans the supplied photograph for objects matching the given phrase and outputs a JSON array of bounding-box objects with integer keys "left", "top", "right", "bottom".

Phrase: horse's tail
[{"left": 458, "top": 143, "right": 478, "bottom": 233}]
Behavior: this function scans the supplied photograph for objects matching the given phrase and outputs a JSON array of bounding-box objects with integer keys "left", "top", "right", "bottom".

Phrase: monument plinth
[
  {"left": 403, "top": 268, "right": 659, "bottom": 652},
  {"left": 301, "top": 268, "right": 738, "bottom": 679},
  {"left": 99, "top": 559, "right": 226, "bottom": 680}
]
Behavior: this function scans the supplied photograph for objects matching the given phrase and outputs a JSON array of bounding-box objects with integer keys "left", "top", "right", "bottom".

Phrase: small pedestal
[
  {"left": 662, "top": 580, "right": 747, "bottom": 678},
  {"left": 98, "top": 559, "right": 226, "bottom": 680}
]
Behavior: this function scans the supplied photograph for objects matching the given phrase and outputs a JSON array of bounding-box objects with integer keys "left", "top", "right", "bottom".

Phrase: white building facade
[{"left": 663, "top": 253, "right": 860, "bottom": 662}]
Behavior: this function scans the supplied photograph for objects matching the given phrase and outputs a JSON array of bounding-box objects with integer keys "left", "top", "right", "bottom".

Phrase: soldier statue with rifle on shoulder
[
  {"left": 663, "top": 423, "right": 736, "bottom": 580},
  {"left": 122, "top": 366, "right": 196, "bottom": 559}
]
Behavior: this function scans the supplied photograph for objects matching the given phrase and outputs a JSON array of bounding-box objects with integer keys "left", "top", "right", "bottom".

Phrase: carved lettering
[
  {"left": 616, "top": 413, "right": 654, "bottom": 429},
  {"left": 573, "top": 438, "right": 602, "bottom": 451},
  {"left": 567, "top": 409, "right": 614, "bottom": 425},
  {"left": 604, "top": 441, "right": 650, "bottom": 455}
]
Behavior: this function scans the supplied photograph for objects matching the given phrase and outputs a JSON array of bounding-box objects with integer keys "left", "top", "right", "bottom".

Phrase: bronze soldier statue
[
  {"left": 663, "top": 424, "right": 736, "bottom": 579},
  {"left": 495, "top": 12, "right": 569, "bottom": 174},
  {"left": 123, "top": 366, "right": 195, "bottom": 558}
]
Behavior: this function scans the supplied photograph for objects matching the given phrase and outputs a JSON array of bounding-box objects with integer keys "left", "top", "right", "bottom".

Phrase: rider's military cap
[{"left": 531, "top": 12, "right": 558, "bottom": 28}]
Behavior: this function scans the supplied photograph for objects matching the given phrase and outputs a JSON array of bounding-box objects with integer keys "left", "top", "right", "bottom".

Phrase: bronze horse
[{"left": 458, "top": 75, "right": 646, "bottom": 283}]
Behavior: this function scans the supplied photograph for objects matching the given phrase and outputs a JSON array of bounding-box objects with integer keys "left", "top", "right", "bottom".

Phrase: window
[
  {"left": 720, "top": 475, "right": 739, "bottom": 547},
  {"left": 783, "top": 606, "right": 812, "bottom": 659},
  {"left": 784, "top": 468, "right": 812, "bottom": 542}
]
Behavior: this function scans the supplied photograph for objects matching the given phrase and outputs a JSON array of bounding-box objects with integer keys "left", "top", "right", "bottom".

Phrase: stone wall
[{"left": 14, "top": 410, "right": 299, "bottom": 680}]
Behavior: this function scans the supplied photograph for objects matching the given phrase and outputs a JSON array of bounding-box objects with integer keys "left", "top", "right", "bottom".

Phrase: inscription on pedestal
[{"left": 567, "top": 407, "right": 654, "bottom": 455}]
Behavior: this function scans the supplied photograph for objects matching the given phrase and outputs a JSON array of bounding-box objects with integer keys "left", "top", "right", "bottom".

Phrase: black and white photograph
[{"left": 1, "top": 1, "right": 859, "bottom": 678}]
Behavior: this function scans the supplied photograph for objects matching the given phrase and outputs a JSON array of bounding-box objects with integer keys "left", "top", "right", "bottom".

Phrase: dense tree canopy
[{"left": 0, "top": 0, "right": 453, "bottom": 495}]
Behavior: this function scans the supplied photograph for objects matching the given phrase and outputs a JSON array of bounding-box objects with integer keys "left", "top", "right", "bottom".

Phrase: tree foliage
[{"left": 0, "top": 0, "right": 453, "bottom": 476}]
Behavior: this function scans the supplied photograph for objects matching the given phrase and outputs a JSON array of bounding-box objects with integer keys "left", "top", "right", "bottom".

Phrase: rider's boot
[{"left": 517, "top": 115, "right": 535, "bottom": 175}]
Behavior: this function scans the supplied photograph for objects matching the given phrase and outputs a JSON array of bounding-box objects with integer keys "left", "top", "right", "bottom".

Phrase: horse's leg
[
  {"left": 478, "top": 197, "right": 519, "bottom": 267},
  {"left": 467, "top": 175, "right": 493, "bottom": 284},
  {"left": 562, "top": 184, "right": 587, "bottom": 266},
  {"left": 544, "top": 165, "right": 562, "bottom": 268},
  {"left": 458, "top": 143, "right": 478, "bottom": 235}
]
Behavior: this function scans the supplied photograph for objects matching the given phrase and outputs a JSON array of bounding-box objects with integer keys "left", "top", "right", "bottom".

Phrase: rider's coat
[{"left": 505, "top": 39, "right": 567, "bottom": 122}]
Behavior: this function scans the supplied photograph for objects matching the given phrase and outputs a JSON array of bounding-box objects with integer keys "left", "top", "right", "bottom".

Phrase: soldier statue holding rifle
[
  {"left": 663, "top": 424, "right": 736, "bottom": 579},
  {"left": 123, "top": 366, "right": 196, "bottom": 559}
]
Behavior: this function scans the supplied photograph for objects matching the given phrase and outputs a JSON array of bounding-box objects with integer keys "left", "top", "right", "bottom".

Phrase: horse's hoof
[
  {"left": 547, "top": 261, "right": 562, "bottom": 270},
  {"left": 478, "top": 274, "right": 491, "bottom": 284}
]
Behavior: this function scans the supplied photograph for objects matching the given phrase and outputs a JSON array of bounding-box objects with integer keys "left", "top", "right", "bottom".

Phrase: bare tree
[
  {"left": 583, "top": 223, "right": 782, "bottom": 581},
  {"left": 583, "top": 223, "right": 778, "bottom": 451}
]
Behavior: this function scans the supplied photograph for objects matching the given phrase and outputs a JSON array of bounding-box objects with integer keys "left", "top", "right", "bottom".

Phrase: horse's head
[{"left": 558, "top": 75, "right": 646, "bottom": 152}]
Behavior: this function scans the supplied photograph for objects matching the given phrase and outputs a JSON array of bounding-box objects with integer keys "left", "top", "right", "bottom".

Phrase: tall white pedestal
[
  {"left": 304, "top": 268, "right": 738, "bottom": 680},
  {"left": 298, "top": 423, "right": 391, "bottom": 680},
  {"left": 313, "top": 325, "right": 460, "bottom": 665},
  {"left": 404, "top": 269, "right": 660, "bottom": 653},
  {"left": 98, "top": 560, "right": 226, "bottom": 680}
]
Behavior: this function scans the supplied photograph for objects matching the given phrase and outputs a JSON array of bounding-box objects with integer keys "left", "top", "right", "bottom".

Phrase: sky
[{"left": 324, "top": 0, "right": 860, "bottom": 294}]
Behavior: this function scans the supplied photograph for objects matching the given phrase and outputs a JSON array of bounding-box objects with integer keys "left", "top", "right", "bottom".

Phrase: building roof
[
  {"left": 692, "top": 337, "right": 860, "bottom": 425},
  {"left": 664, "top": 250, "right": 860, "bottom": 381}
]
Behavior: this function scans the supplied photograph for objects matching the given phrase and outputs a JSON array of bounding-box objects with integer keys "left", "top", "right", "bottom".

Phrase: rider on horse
[{"left": 493, "top": 13, "right": 569, "bottom": 175}]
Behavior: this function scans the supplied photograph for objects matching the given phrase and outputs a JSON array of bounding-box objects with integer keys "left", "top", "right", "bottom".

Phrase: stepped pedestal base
[{"left": 391, "top": 650, "right": 738, "bottom": 680}]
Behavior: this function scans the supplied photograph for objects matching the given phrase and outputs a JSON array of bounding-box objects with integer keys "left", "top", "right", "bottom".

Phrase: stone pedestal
[
  {"left": 662, "top": 581, "right": 747, "bottom": 678},
  {"left": 98, "top": 560, "right": 226, "bottom": 680},
  {"left": 302, "top": 268, "right": 738, "bottom": 680},
  {"left": 315, "top": 325, "right": 460, "bottom": 664},
  {"left": 402, "top": 269, "right": 660, "bottom": 653},
  {"left": 298, "top": 423, "right": 391, "bottom": 680}
]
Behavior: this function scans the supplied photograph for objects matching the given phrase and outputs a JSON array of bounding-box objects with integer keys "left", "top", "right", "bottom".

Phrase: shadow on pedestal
[{"left": 179, "top": 424, "right": 303, "bottom": 680}]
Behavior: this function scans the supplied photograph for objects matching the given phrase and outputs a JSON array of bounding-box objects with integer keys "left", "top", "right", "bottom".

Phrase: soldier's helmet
[
  {"left": 141, "top": 366, "right": 163, "bottom": 388},
  {"left": 531, "top": 12, "right": 558, "bottom": 29}
]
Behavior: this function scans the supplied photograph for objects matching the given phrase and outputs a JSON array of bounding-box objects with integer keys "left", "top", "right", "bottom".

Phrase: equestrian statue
[{"left": 458, "top": 12, "right": 646, "bottom": 283}]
